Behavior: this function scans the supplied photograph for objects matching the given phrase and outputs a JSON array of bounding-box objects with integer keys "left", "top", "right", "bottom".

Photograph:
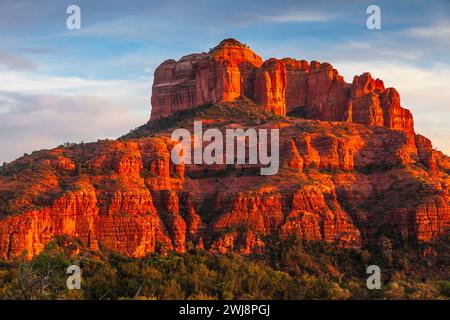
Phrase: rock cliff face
[
  {"left": 151, "top": 39, "right": 415, "bottom": 138},
  {"left": 151, "top": 39, "right": 263, "bottom": 119},
  {"left": 0, "top": 39, "right": 449, "bottom": 260},
  {"left": 253, "top": 58, "right": 287, "bottom": 116}
]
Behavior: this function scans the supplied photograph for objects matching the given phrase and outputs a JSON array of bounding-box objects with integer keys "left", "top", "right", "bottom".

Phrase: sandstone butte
[{"left": 0, "top": 38, "right": 449, "bottom": 260}]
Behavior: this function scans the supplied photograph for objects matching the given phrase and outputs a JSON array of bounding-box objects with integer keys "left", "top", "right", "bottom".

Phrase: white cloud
[
  {"left": 63, "top": 17, "right": 155, "bottom": 38},
  {"left": 406, "top": 21, "right": 450, "bottom": 41},
  {"left": 254, "top": 10, "right": 332, "bottom": 23},
  {"left": 0, "top": 50, "right": 36, "bottom": 71},
  {"left": 0, "top": 70, "right": 152, "bottom": 163},
  {"left": 0, "top": 70, "right": 152, "bottom": 105}
]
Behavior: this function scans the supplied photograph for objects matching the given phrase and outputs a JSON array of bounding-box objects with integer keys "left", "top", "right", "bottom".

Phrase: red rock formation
[
  {"left": 286, "top": 139, "right": 304, "bottom": 173},
  {"left": 155, "top": 190, "right": 186, "bottom": 253},
  {"left": 281, "top": 186, "right": 361, "bottom": 248},
  {"left": 387, "top": 191, "right": 450, "bottom": 243},
  {"left": 350, "top": 73, "right": 384, "bottom": 127},
  {"left": 0, "top": 111, "right": 448, "bottom": 259},
  {"left": 380, "top": 88, "right": 414, "bottom": 135},
  {"left": 253, "top": 58, "right": 287, "bottom": 116},
  {"left": 0, "top": 179, "right": 172, "bottom": 260},
  {"left": 304, "top": 61, "right": 350, "bottom": 121},
  {"left": 151, "top": 39, "right": 263, "bottom": 119},
  {"left": 414, "top": 196, "right": 450, "bottom": 242},
  {"left": 182, "top": 195, "right": 205, "bottom": 244},
  {"left": 0, "top": 39, "right": 448, "bottom": 261},
  {"left": 210, "top": 39, "right": 263, "bottom": 101},
  {"left": 210, "top": 230, "right": 265, "bottom": 255},
  {"left": 212, "top": 191, "right": 283, "bottom": 235},
  {"left": 151, "top": 54, "right": 207, "bottom": 119},
  {"left": 415, "top": 134, "right": 437, "bottom": 171},
  {"left": 295, "top": 134, "right": 354, "bottom": 171},
  {"left": 139, "top": 138, "right": 184, "bottom": 190},
  {"left": 283, "top": 58, "right": 309, "bottom": 113},
  {"left": 150, "top": 40, "right": 415, "bottom": 140}
]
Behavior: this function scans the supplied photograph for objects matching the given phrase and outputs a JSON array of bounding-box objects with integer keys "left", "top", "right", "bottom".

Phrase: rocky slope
[{"left": 0, "top": 39, "right": 449, "bottom": 260}]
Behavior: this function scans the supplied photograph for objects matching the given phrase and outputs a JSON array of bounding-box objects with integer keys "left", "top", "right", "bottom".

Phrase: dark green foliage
[
  {"left": 122, "top": 97, "right": 278, "bottom": 140},
  {"left": 287, "top": 106, "right": 308, "bottom": 118},
  {"left": 197, "top": 193, "right": 219, "bottom": 225},
  {"left": 357, "top": 162, "right": 396, "bottom": 174},
  {"left": 58, "top": 142, "right": 78, "bottom": 149},
  {"left": 436, "top": 281, "right": 450, "bottom": 298},
  {"left": 0, "top": 235, "right": 448, "bottom": 300},
  {"left": 0, "top": 162, "right": 7, "bottom": 175},
  {"left": 185, "top": 165, "right": 259, "bottom": 180}
]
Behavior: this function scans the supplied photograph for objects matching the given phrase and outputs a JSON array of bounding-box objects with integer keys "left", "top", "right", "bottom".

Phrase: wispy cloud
[
  {"left": 253, "top": 10, "right": 332, "bottom": 23},
  {"left": 0, "top": 50, "right": 36, "bottom": 71},
  {"left": 406, "top": 21, "right": 450, "bottom": 41},
  {"left": 20, "top": 47, "right": 60, "bottom": 54},
  {"left": 56, "top": 16, "right": 156, "bottom": 39},
  {"left": 0, "top": 70, "right": 151, "bottom": 163}
]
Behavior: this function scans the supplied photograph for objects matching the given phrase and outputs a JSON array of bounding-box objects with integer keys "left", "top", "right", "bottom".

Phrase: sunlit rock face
[
  {"left": 151, "top": 39, "right": 415, "bottom": 139},
  {"left": 151, "top": 39, "right": 263, "bottom": 119},
  {"left": 253, "top": 58, "right": 287, "bottom": 116},
  {"left": 0, "top": 39, "right": 449, "bottom": 260}
]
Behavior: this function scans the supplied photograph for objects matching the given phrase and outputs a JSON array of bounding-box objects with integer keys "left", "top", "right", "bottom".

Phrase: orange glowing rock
[{"left": 0, "top": 39, "right": 448, "bottom": 260}]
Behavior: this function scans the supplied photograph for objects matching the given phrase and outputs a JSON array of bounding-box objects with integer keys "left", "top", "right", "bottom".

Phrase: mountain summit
[
  {"left": 151, "top": 39, "right": 414, "bottom": 139},
  {"left": 0, "top": 39, "right": 448, "bottom": 260}
]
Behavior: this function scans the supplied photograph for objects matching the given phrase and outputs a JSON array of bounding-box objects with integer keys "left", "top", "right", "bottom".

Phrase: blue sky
[{"left": 0, "top": 0, "right": 449, "bottom": 163}]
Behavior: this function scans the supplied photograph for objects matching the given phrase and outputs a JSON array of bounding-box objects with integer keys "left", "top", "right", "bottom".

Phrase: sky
[{"left": 0, "top": 0, "right": 449, "bottom": 163}]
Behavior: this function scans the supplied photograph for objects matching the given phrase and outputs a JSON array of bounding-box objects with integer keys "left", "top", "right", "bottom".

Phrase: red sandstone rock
[
  {"left": 0, "top": 179, "right": 172, "bottom": 260},
  {"left": 415, "top": 134, "right": 437, "bottom": 171},
  {"left": 286, "top": 139, "right": 304, "bottom": 173},
  {"left": 283, "top": 58, "right": 309, "bottom": 113},
  {"left": 380, "top": 88, "right": 415, "bottom": 136},
  {"left": 281, "top": 186, "right": 361, "bottom": 247},
  {"left": 253, "top": 58, "right": 287, "bottom": 116},
  {"left": 152, "top": 190, "right": 186, "bottom": 253},
  {"left": 305, "top": 62, "right": 350, "bottom": 121},
  {"left": 210, "top": 230, "right": 265, "bottom": 255},
  {"left": 151, "top": 39, "right": 263, "bottom": 119},
  {"left": 387, "top": 192, "right": 450, "bottom": 243},
  {"left": 0, "top": 39, "right": 448, "bottom": 261},
  {"left": 150, "top": 40, "right": 416, "bottom": 141},
  {"left": 211, "top": 39, "right": 263, "bottom": 101},
  {"left": 414, "top": 197, "right": 450, "bottom": 242},
  {"left": 0, "top": 113, "right": 447, "bottom": 259},
  {"left": 182, "top": 195, "right": 205, "bottom": 244},
  {"left": 295, "top": 134, "right": 354, "bottom": 171},
  {"left": 213, "top": 191, "right": 283, "bottom": 235}
]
